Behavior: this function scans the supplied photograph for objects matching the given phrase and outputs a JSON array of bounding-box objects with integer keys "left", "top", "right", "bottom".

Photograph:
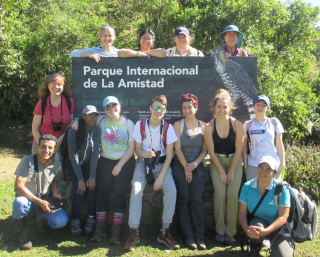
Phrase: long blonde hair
[{"left": 211, "top": 89, "right": 236, "bottom": 115}]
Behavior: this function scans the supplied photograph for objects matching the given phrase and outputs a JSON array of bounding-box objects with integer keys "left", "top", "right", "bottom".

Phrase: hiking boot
[
  {"left": 37, "top": 216, "right": 50, "bottom": 234},
  {"left": 14, "top": 217, "right": 32, "bottom": 250},
  {"left": 124, "top": 228, "right": 140, "bottom": 252},
  {"left": 224, "top": 234, "right": 235, "bottom": 246},
  {"left": 215, "top": 233, "right": 225, "bottom": 244},
  {"left": 91, "top": 221, "right": 106, "bottom": 242},
  {"left": 250, "top": 248, "right": 261, "bottom": 257},
  {"left": 185, "top": 238, "right": 197, "bottom": 250},
  {"left": 109, "top": 224, "right": 121, "bottom": 244},
  {"left": 157, "top": 228, "right": 180, "bottom": 250},
  {"left": 195, "top": 237, "right": 206, "bottom": 250},
  {"left": 250, "top": 242, "right": 262, "bottom": 257},
  {"left": 84, "top": 217, "right": 95, "bottom": 236},
  {"left": 70, "top": 219, "right": 82, "bottom": 236}
]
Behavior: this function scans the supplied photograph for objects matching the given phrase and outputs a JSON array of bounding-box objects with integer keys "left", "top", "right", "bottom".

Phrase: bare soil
[{"left": 0, "top": 122, "right": 32, "bottom": 183}]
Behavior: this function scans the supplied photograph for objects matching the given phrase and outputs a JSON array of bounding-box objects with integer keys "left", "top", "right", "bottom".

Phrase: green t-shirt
[{"left": 14, "top": 155, "right": 62, "bottom": 196}]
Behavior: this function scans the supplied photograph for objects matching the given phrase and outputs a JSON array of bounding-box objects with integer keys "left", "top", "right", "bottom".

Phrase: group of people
[
  {"left": 69, "top": 25, "right": 248, "bottom": 60},
  {"left": 10, "top": 24, "right": 293, "bottom": 257}
]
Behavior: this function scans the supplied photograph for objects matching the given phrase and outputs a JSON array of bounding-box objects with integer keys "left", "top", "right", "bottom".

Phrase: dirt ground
[{"left": 0, "top": 122, "right": 32, "bottom": 184}]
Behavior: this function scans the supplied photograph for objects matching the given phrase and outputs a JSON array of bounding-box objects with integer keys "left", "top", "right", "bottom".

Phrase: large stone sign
[{"left": 68, "top": 54, "right": 258, "bottom": 230}]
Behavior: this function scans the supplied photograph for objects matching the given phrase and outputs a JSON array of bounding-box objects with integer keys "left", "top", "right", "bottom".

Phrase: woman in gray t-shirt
[{"left": 171, "top": 94, "right": 207, "bottom": 250}]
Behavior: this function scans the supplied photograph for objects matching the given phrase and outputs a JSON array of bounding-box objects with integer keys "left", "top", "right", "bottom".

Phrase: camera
[
  {"left": 144, "top": 149, "right": 161, "bottom": 185},
  {"left": 52, "top": 121, "right": 62, "bottom": 131}
]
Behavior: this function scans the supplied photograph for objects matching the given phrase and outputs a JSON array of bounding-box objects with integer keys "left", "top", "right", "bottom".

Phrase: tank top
[
  {"left": 213, "top": 118, "right": 236, "bottom": 155},
  {"left": 174, "top": 120, "right": 203, "bottom": 163}
]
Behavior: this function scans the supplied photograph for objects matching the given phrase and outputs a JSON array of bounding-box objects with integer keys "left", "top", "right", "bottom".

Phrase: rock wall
[{"left": 59, "top": 156, "right": 215, "bottom": 230}]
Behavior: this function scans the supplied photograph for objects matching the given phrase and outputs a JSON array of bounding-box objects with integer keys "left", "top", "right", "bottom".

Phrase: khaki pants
[{"left": 210, "top": 155, "right": 243, "bottom": 237}]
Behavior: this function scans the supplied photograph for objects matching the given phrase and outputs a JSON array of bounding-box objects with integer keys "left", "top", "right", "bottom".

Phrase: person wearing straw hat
[{"left": 208, "top": 25, "right": 248, "bottom": 57}]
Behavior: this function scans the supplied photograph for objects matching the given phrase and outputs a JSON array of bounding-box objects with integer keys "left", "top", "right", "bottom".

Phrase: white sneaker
[{"left": 263, "top": 239, "right": 270, "bottom": 248}]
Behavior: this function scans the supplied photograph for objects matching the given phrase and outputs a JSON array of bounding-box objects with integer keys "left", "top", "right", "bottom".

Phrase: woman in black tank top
[{"left": 204, "top": 89, "right": 244, "bottom": 246}]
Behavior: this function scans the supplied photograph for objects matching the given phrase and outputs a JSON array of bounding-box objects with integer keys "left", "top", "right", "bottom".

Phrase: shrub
[{"left": 284, "top": 143, "right": 320, "bottom": 203}]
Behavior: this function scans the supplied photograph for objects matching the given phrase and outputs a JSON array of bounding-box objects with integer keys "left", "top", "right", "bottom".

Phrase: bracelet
[
  {"left": 193, "top": 161, "right": 198, "bottom": 167},
  {"left": 138, "top": 51, "right": 141, "bottom": 57}
]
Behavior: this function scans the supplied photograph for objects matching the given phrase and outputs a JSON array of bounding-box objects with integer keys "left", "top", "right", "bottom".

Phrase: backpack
[
  {"left": 246, "top": 117, "right": 278, "bottom": 155},
  {"left": 273, "top": 181, "right": 318, "bottom": 245},
  {"left": 140, "top": 118, "right": 169, "bottom": 148},
  {"left": 41, "top": 95, "right": 71, "bottom": 125}
]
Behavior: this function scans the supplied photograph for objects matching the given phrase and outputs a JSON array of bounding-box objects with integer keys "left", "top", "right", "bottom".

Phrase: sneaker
[
  {"left": 157, "top": 228, "right": 180, "bottom": 250},
  {"left": 109, "top": 224, "right": 121, "bottom": 244},
  {"left": 70, "top": 219, "right": 82, "bottom": 236},
  {"left": 195, "top": 237, "right": 206, "bottom": 250},
  {"left": 84, "top": 217, "right": 95, "bottom": 236},
  {"left": 224, "top": 234, "right": 234, "bottom": 246},
  {"left": 215, "top": 233, "right": 225, "bottom": 244},
  {"left": 124, "top": 228, "right": 140, "bottom": 252},
  {"left": 186, "top": 238, "right": 197, "bottom": 250},
  {"left": 263, "top": 239, "right": 270, "bottom": 248},
  {"left": 91, "top": 222, "right": 106, "bottom": 242}
]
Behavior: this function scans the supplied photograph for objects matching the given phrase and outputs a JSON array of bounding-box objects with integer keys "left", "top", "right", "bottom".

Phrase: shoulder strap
[
  {"left": 199, "top": 120, "right": 204, "bottom": 133},
  {"left": 246, "top": 120, "right": 253, "bottom": 155},
  {"left": 64, "top": 95, "right": 71, "bottom": 112},
  {"left": 140, "top": 119, "right": 147, "bottom": 141},
  {"left": 162, "top": 120, "right": 169, "bottom": 148},
  {"left": 180, "top": 119, "right": 184, "bottom": 135},
  {"left": 33, "top": 154, "right": 39, "bottom": 173},
  {"left": 274, "top": 181, "right": 290, "bottom": 210},
  {"left": 269, "top": 117, "right": 278, "bottom": 147},
  {"left": 251, "top": 189, "right": 270, "bottom": 217},
  {"left": 40, "top": 96, "right": 48, "bottom": 125},
  {"left": 98, "top": 115, "right": 106, "bottom": 127}
]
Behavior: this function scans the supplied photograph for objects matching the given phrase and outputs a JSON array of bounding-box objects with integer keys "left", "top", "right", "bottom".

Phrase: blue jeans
[
  {"left": 171, "top": 160, "right": 206, "bottom": 240},
  {"left": 66, "top": 158, "right": 97, "bottom": 220},
  {"left": 12, "top": 196, "right": 68, "bottom": 229}
]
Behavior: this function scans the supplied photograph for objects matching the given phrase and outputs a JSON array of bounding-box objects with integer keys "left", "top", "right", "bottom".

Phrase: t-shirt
[
  {"left": 133, "top": 119, "right": 178, "bottom": 157},
  {"left": 98, "top": 115, "right": 134, "bottom": 160},
  {"left": 69, "top": 46, "right": 119, "bottom": 58},
  {"left": 15, "top": 155, "right": 62, "bottom": 196},
  {"left": 166, "top": 46, "right": 204, "bottom": 57},
  {"left": 33, "top": 96, "right": 74, "bottom": 142},
  {"left": 239, "top": 178, "right": 290, "bottom": 225},
  {"left": 244, "top": 117, "right": 284, "bottom": 167}
]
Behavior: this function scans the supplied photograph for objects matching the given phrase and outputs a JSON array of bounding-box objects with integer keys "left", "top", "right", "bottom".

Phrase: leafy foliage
[
  {"left": 285, "top": 143, "right": 320, "bottom": 203},
  {"left": 0, "top": 0, "right": 320, "bottom": 143}
]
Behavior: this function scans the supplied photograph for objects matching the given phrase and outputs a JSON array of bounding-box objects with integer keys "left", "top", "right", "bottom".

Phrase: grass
[{"left": 0, "top": 121, "right": 319, "bottom": 256}]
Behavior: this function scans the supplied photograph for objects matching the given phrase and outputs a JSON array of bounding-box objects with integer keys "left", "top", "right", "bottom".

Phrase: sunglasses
[
  {"left": 105, "top": 103, "right": 118, "bottom": 110},
  {"left": 152, "top": 105, "right": 165, "bottom": 112},
  {"left": 87, "top": 113, "right": 99, "bottom": 119}
]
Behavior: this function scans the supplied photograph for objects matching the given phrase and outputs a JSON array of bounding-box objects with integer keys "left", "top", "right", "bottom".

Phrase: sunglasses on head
[
  {"left": 152, "top": 105, "right": 165, "bottom": 112},
  {"left": 105, "top": 103, "right": 118, "bottom": 110}
]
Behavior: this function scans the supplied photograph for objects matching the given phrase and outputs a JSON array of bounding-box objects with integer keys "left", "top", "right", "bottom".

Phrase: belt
[{"left": 216, "top": 153, "right": 234, "bottom": 158}]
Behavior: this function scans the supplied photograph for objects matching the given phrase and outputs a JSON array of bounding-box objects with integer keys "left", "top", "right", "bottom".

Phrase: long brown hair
[{"left": 37, "top": 73, "right": 72, "bottom": 99}]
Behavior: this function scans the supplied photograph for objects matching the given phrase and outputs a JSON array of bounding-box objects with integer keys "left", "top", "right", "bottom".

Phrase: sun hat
[
  {"left": 254, "top": 95, "right": 271, "bottom": 107},
  {"left": 259, "top": 156, "right": 279, "bottom": 172},
  {"left": 174, "top": 27, "right": 190, "bottom": 37},
  {"left": 83, "top": 105, "right": 99, "bottom": 115},
  {"left": 103, "top": 96, "right": 120, "bottom": 107},
  {"left": 218, "top": 25, "right": 244, "bottom": 47}
]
